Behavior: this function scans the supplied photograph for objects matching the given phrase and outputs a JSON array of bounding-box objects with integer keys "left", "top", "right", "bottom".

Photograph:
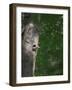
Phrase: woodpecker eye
[{"left": 33, "top": 45, "right": 36, "bottom": 47}]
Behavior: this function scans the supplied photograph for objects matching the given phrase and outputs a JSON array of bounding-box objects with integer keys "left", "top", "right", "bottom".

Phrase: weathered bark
[{"left": 22, "top": 22, "right": 39, "bottom": 77}]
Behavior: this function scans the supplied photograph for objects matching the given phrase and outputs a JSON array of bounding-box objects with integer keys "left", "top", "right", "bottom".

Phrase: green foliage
[{"left": 28, "top": 13, "right": 63, "bottom": 76}]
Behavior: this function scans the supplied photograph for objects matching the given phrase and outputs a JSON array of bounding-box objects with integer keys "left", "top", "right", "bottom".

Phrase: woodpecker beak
[
  {"left": 32, "top": 45, "right": 40, "bottom": 51},
  {"left": 37, "top": 45, "right": 40, "bottom": 48}
]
